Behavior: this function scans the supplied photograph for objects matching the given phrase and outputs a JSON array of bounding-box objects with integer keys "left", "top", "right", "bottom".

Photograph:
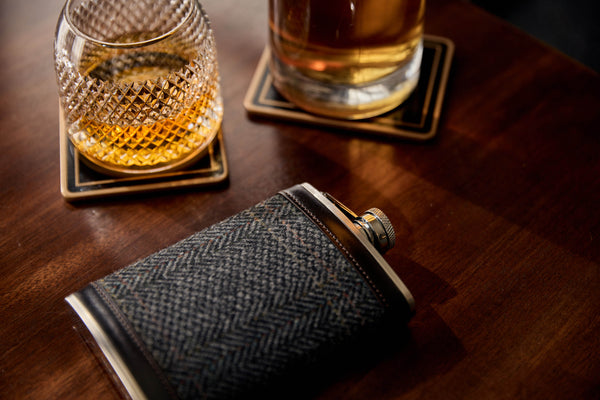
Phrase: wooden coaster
[
  {"left": 244, "top": 35, "right": 454, "bottom": 140},
  {"left": 59, "top": 115, "right": 229, "bottom": 201}
]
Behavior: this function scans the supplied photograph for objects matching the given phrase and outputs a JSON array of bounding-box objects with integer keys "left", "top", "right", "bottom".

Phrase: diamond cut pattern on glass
[{"left": 55, "top": 0, "right": 222, "bottom": 174}]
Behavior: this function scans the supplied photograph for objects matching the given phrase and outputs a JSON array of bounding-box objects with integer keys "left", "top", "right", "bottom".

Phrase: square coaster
[
  {"left": 244, "top": 35, "right": 454, "bottom": 140},
  {"left": 59, "top": 115, "right": 229, "bottom": 201}
]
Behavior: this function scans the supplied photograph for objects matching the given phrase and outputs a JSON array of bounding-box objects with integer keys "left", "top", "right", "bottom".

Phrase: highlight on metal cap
[{"left": 355, "top": 208, "right": 396, "bottom": 253}]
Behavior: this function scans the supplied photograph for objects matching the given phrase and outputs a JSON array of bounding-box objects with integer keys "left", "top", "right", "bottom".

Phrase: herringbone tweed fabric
[{"left": 97, "top": 193, "right": 385, "bottom": 399}]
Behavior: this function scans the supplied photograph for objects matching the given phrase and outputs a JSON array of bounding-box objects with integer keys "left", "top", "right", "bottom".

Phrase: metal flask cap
[{"left": 354, "top": 208, "right": 396, "bottom": 254}]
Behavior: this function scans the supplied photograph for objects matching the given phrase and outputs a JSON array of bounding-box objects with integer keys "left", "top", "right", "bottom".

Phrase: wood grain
[{"left": 1, "top": 0, "right": 598, "bottom": 399}]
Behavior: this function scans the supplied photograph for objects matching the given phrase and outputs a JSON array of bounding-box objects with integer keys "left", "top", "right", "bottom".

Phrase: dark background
[{"left": 471, "top": 0, "right": 600, "bottom": 71}]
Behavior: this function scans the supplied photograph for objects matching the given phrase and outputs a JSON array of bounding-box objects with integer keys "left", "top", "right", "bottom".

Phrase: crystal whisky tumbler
[{"left": 55, "top": 0, "right": 223, "bottom": 175}]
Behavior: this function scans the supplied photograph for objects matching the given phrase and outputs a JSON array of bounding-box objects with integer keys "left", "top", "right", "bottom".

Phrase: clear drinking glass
[
  {"left": 54, "top": 0, "right": 223, "bottom": 176},
  {"left": 269, "top": 0, "right": 425, "bottom": 120}
]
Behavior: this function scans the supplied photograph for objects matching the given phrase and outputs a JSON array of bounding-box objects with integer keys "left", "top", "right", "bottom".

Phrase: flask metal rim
[{"left": 300, "top": 183, "right": 415, "bottom": 314}]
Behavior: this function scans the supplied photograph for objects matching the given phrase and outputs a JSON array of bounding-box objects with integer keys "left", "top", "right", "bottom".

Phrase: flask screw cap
[{"left": 355, "top": 208, "right": 396, "bottom": 253}]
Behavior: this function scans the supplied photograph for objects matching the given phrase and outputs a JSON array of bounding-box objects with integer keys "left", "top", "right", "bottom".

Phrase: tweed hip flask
[{"left": 66, "top": 183, "right": 415, "bottom": 400}]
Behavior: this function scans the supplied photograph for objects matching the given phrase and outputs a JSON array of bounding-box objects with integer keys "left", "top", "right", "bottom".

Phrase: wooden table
[{"left": 1, "top": 0, "right": 598, "bottom": 398}]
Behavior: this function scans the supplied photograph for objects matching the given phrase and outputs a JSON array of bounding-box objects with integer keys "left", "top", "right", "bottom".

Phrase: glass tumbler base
[{"left": 270, "top": 41, "right": 423, "bottom": 120}]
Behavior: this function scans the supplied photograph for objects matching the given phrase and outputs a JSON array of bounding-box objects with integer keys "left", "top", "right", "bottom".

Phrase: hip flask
[{"left": 66, "top": 182, "right": 415, "bottom": 399}]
